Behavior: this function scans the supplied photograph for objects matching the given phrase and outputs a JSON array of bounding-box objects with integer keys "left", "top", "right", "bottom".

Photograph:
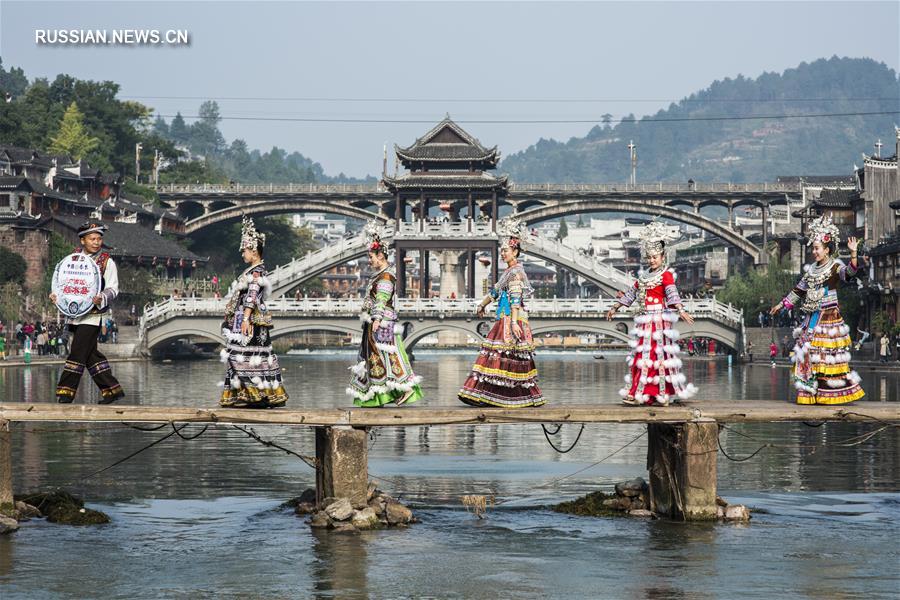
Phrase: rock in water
[
  {"left": 724, "top": 504, "right": 751, "bottom": 521},
  {"left": 351, "top": 507, "right": 380, "bottom": 530},
  {"left": 0, "top": 515, "right": 19, "bottom": 534},
  {"left": 294, "top": 502, "right": 317, "bottom": 516},
  {"left": 15, "top": 501, "right": 42, "bottom": 520},
  {"left": 385, "top": 501, "right": 413, "bottom": 525},
  {"left": 309, "top": 511, "right": 331, "bottom": 529},
  {"left": 15, "top": 491, "right": 109, "bottom": 526},
  {"left": 324, "top": 497, "right": 354, "bottom": 521},
  {"left": 628, "top": 509, "right": 656, "bottom": 518},
  {"left": 615, "top": 478, "right": 648, "bottom": 497}
]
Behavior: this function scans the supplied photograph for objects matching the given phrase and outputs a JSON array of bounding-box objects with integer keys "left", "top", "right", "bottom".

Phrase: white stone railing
[
  {"left": 522, "top": 233, "right": 635, "bottom": 290},
  {"left": 156, "top": 182, "right": 800, "bottom": 195},
  {"left": 508, "top": 182, "right": 800, "bottom": 193},
  {"left": 141, "top": 296, "right": 742, "bottom": 327},
  {"left": 156, "top": 183, "right": 385, "bottom": 194},
  {"left": 396, "top": 220, "right": 494, "bottom": 238}
]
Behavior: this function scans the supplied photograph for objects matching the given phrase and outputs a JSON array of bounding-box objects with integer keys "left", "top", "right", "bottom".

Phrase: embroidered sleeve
[
  {"left": 99, "top": 258, "right": 119, "bottom": 309},
  {"left": 618, "top": 281, "right": 639, "bottom": 308},
  {"left": 243, "top": 273, "right": 261, "bottom": 309},
  {"left": 662, "top": 270, "right": 682, "bottom": 307},
  {"left": 783, "top": 276, "right": 808, "bottom": 309},
  {"left": 838, "top": 259, "right": 859, "bottom": 282},
  {"left": 371, "top": 275, "right": 394, "bottom": 321},
  {"left": 508, "top": 273, "right": 524, "bottom": 306}
]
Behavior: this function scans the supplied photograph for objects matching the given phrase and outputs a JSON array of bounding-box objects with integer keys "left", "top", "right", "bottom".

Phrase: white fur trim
[{"left": 219, "top": 349, "right": 229, "bottom": 363}]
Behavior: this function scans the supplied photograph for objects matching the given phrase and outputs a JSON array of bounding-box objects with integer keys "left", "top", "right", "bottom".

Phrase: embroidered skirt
[
  {"left": 792, "top": 306, "right": 864, "bottom": 405},
  {"left": 619, "top": 306, "right": 697, "bottom": 405},
  {"left": 219, "top": 324, "right": 288, "bottom": 408},
  {"left": 459, "top": 315, "right": 544, "bottom": 408},
  {"left": 347, "top": 322, "right": 422, "bottom": 407}
]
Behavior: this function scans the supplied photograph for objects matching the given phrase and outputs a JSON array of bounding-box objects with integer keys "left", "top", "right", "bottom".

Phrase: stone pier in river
[{"left": 0, "top": 401, "right": 896, "bottom": 524}]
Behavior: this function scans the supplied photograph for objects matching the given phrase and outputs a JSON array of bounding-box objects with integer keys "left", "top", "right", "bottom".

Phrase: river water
[{"left": 0, "top": 352, "right": 898, "bottom": 599}]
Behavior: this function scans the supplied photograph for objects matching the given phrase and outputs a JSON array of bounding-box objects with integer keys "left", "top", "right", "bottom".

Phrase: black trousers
[{"left": 56, "top": 324, "right": 124, "bottom": 401}]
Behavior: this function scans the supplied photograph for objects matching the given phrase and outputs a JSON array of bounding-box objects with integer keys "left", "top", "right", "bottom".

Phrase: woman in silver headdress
[
  {"left": 347, "top": 222, "right": 423, "bottom": 407},
  {"left": 769, "top": 214, "right": 863, "bottom": 405},
  {"left": 219, "top": 217, "right": 288, "bottom": 408},
  {"left": 459, "top": 219, "right": 544, "bottom": 407},
  {"left": 606, "top": 221, "right": 697, "bottom": 406}
]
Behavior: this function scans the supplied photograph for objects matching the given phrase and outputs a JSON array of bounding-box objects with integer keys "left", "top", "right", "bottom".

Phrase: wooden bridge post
[
  {"left": 315, "top": 426, "right": 369, "bottom": 509},
  {"left": 0, "top": 420, "right": 12, "bottom": 511},
  {"left": 646, "top": 418, "right": 718, "bottom": 520}
]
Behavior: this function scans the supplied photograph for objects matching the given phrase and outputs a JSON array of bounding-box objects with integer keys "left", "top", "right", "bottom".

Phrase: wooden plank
[{"left": 0, "top": 402, "right": 896, "bottom": 426}]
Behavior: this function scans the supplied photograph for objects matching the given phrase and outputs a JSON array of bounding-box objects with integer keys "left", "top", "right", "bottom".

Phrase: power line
[
  {"left": 127, "top": 94, "right": 900, "bottom": 104},
  {"left": 153, "top": 110, "right": 900, "bottom": 125}
]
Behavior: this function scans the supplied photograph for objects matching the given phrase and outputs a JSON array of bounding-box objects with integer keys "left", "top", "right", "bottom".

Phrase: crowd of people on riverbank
[{"left": 0, "top": 316, "right": 119, "bottom": 360}]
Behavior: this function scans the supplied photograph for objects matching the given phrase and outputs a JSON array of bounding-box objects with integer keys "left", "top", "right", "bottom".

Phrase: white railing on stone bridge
[
  {"left": 156, "top": 183, "right": 385, "bottom": 194},
  {"left": 141, "top": 296, "right": 742, "bottom": 328},
  {"left": 156, "top": 182, "right": 800, "bottom": 195},
  {"left": 508, "top": 182, "right": 801, "bottom": 194},
  {"left": 396, "top": 220, "right": 494, "bottom": 238},
  {"left": 266, "top": 229, "right": 393, "bottom": 290},
  {"left": 522, "top": 233, "right": 635, "bottom": 290}
]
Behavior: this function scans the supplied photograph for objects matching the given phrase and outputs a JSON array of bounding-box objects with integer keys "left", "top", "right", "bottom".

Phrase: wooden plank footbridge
[{"left": 1, "top": 401, "right": 897, "bottom": 521}]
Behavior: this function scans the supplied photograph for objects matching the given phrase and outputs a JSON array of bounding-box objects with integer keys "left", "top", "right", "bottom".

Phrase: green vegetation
[
  {"left": 187, "top": 217, "right": 320, "bottom": 281},
  {"left": 501, "top": 57, "right": 899, "bottom": 183},
  {"left": 0, "top": 58, "right": 369, "bottom": 185},
  {"left": 717, "top": 256, "right": 802, "bottom": 326},
  {"left": 0, "top": 246, "right": 26, "bottom": 284}
]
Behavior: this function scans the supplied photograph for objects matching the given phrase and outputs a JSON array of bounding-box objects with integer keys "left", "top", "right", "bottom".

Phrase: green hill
[{"left": 500, "top": 57, "right": 899, "bottom": 183}]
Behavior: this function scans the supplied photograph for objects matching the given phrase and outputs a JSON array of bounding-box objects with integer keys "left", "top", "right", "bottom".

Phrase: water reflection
[{"left": 0, "top": 355, "right": 897, "bottom": 597}]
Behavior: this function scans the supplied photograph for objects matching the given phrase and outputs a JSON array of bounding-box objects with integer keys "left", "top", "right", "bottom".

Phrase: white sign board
[{"left": 52, "top": 253, "right": 102, "bottom": 318}]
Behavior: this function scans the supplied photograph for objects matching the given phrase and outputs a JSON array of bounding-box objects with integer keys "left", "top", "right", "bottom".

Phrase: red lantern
[
  {"left": 179, "top": 258, "right": 185, "bottom": 268},
  {"left": 478, "top": 255, "right": 491, "bottom": 266},
  {"left": 439, "top": 201, "right": 451, "bottom": 212},
  {"left": 166, "top": 257, "right": 172, "bottom": 267}
]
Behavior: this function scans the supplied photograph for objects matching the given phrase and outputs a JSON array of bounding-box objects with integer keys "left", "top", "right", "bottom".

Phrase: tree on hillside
[
  {"left": 48, "top": 102, "right": 100, "bottom": 160},
  {"left": 169, "top": 112, "right": 190, "bottom": 145},
  {"left": 190, "top": 101, "right": 226, "bottom": 157}
]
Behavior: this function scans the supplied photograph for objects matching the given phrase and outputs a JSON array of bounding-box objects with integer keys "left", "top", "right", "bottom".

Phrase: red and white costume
[{"left": 615, "top": 267, "right": 698, "bottom": 405}]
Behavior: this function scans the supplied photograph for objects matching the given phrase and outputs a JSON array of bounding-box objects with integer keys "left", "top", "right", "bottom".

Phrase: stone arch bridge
[{"left": 140, "top": 297, "right": 745, "bottom": 353}]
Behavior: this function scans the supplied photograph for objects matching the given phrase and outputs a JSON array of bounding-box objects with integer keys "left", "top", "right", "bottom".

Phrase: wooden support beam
[
  {"left": 0, "top": 420, "right": 12, "bottom": 510},
  {"left": 315, "top": 426, "right": 369, "bottom": 509},
  {"left": 0, "top": 402, "right": 896, "bottom": 426},
  {"left": 647, "top": 419, "right": 718, "bottom": 520}
]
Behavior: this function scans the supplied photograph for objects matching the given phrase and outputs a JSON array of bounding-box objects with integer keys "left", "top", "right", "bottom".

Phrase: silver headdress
[
  {"left": 638, "top": 220, "right": 678, "bottom": 258},
  {"left": 363, "top": 220, "right": 387, "bottom": 253},
  {"left": 240, "top": 216, "right": 265, "bottom": 251},
  {"left": 498, "top": 217, "right": 523, "bottom": 250},
  {"left": 806, "top": 213, "right": 840, "bottom": 247}
]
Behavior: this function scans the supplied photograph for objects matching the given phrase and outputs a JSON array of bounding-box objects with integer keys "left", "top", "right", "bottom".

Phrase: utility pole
[
  {"left": 382, "top": 143, "right": 388, "bottom": 178},
  {"left": 627, "top": 140, "right": 637, "bottom": 186},
  {"left": 135, "top": 143, "right": 143, "bottom": 183},
  {"left": 153, "top": 150, "right": 161, "bottom": 186},
  {"left": 875, "top": 139, "right": 883, "bottom": 158}
]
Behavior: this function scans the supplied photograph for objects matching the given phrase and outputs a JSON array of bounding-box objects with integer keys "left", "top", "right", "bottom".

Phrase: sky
[{"left": 1, "top": 1, "right": 898, "bottom": 178}]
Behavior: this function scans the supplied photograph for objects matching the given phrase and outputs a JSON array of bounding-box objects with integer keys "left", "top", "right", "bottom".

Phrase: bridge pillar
[
  {"left": 646, "top": 419, "right": 718, "bottom": 520},
  {"left": 315, "top": 426, "right": 369, "bottom": 509},
  {"left": 728, "top": 203, "right": 735, "bottom": 229},
  {"left": 760, "top": 203, "right": 769, "bottom": 264},
  {"left": 0, "top": 420, "right": 12, "bottom": 511}
]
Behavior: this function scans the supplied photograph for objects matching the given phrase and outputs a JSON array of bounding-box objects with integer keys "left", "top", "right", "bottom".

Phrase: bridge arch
[
  {"left": 516, "top": 200, "right": 760, "bottom": 262},
  {"left": 404, "top": 323, "right": 480, "bottom": 351},
  {"left": 530, "top": 324, "right": 631, "bottom": 344},
  {"left": 146, "top": 327, "right": 223, "bottom": 349},
  {"left": 183, "top": 200, "right": 387, "bottom": 235},
  {"left": 272, "top": 322, "right": 359, "bottom": 340}
]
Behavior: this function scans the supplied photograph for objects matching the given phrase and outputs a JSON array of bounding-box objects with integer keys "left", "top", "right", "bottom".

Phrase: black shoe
[
  {"left": 98, "top": 393, "right": 124, "bottom": 405},
  {"left": 56, "top": 395, "right": 74, "bottom": 404}
]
